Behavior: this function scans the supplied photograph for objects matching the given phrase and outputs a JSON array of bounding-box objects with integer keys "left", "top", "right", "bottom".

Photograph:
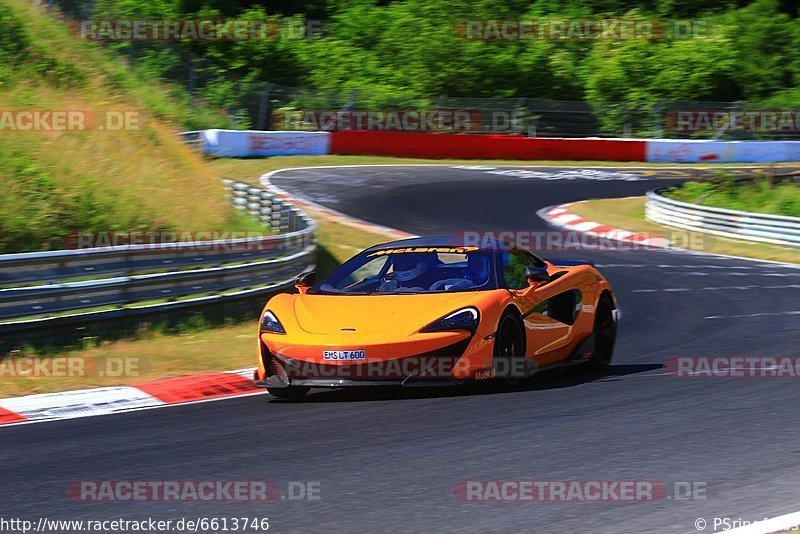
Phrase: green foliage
[
  {"left": 0, "top": 4, "right": 86, "bottom": 86},
  {"left": 74, "top": 0, "right": 800, "bottom": 129},
  {"left": 0, "top": 147, "right": 159, "bottom": 252},
  {"left": 666, "top": 178, "right": 800, "bottom": 216},
  {"left": 724, "top": 0, "right": 800, "bottom": 100},
  {"left": 0, "top": 0, "right": 259, "bottom": 254}
]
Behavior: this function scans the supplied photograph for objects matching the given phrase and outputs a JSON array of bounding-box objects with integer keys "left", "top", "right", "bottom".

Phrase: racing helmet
[{"left": 392, "top": 253, "right": 433, "bottom": 282}]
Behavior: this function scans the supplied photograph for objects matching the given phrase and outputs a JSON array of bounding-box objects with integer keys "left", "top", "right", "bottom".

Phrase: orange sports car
[{"left": 254, "top": 236, "right": 618, "bottom": 398}]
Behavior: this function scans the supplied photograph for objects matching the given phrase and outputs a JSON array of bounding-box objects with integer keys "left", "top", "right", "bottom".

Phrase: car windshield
[{"left": 313, "top": 247, "right": 498, "bottom": 294}]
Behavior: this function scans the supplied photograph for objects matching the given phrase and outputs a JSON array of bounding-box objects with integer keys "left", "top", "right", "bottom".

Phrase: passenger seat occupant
[{"left": 466, "top": 254, "right": 490, "bottom": 285}]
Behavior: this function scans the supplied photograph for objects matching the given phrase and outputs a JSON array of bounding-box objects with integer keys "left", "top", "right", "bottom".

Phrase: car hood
[{"left": 291, "top": 292, "right": 488, "bottom": 335}]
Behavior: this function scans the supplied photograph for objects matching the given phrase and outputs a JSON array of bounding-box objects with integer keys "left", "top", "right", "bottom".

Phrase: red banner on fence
[{"left": 329, "top": 131, "right": 646, "bottom": 161}]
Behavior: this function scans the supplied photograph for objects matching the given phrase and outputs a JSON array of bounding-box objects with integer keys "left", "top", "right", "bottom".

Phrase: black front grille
[{"left": 272, "top": 338, "right": 472, "bottom": 381}]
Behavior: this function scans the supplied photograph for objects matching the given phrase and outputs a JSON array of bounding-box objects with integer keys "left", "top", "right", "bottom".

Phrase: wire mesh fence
[
  {"left": 35, "top": 0, "right": 800, "bottom": 140},
  {"left": 217, "top": 83, "right": 800, "bottom": 140}
]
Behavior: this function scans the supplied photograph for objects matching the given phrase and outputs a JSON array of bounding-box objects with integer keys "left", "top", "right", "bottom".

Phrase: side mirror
[
  {"left": 295, "top": 271, "right": 316, "bottom": 294},
  {"left": 525, "top": 267, "right": 550, "bottom": 286}
]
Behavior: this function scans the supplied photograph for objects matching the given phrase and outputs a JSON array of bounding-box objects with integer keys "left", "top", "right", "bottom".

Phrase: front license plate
[{"left": 323, "top": 350, "right": 366, "bottom": 361}]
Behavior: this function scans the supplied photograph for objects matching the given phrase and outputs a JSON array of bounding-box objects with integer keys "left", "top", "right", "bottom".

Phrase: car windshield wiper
[{"left": 314, "top": 288, "right": 371, "bottom": 295}]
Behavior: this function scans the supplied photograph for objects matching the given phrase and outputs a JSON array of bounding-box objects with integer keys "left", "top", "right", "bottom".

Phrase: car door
[{"left": 501, "top": 251, "right": 578, "bottom": 366}]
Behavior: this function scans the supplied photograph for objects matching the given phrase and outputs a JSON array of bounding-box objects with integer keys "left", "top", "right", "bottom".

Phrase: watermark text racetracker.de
[
  {"left": 666, "top": 356, "right": 800, "bottom": 378},
  {"left": 457, "top": 230, "right": 712, "bottom": 252},
  {"left": 277, "top": 109, "right": 567, "bottom": 133},
  {"left": 453, "top": 480, "right": 707, "bottom": 502},
  {"left": 454, "top": 18, "right": 710, "bottom": 41},
  {"left": 665, "top": 109, "right": 800, "bottom": 133},
  {"left": 67, "top": 480, "right": 321, "bottom": 502},
  {"left": 63, "top": 230, "right": 277, "bottom": 253},
  {"left": 277, "top": 109, "right": 484, "bottom": 132},
  {"left": 69, "top": 19, "right": 327, "bottom": 41},
  {"left": 0, "top": 110, "right": 141, "bottom": 131},
  {"left": 0, "top": 356, "right": 145, "bottom": 378}
]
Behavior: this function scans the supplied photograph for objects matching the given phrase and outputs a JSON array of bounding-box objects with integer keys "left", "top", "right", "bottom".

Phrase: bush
[{"left": 665, "top": 178, "right": 800, "bottom": 217}]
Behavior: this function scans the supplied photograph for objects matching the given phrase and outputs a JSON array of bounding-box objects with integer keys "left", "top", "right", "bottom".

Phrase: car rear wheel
[
  {"left": 588, "top": 294, "right": 616, "bottom": 371},
  {"left": 493, "top": 311, "right": 525, "bottom": 385},
  {"left": 267, "top": 386, "right": 310, "bottom": 399}
]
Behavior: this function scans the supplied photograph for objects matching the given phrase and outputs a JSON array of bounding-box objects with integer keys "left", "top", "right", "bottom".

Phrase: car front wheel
[
  {"left": 493, "top": 311, "right": 526, "bottom": 385},
  {"left": 588, "top": 294, "right": 616, "bottom": 371}
]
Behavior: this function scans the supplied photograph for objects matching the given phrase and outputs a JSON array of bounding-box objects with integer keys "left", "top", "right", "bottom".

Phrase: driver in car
[{"left": 379, "top": 253, "right": 439, "bottom": 292}]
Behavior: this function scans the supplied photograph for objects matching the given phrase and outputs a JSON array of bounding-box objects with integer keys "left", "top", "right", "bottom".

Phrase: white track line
[
  {"left": 722, "top": 510, "right": 800, "bottom": 533},
  {"left": 0, "top": 391, "right": 264, "bottom": 429}
]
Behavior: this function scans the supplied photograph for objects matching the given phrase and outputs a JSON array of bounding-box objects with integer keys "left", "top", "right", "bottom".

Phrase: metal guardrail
[
  {"left": 0, "top": 179, "right": 317, "bottom": 329},
  {"left": 176, "top": 130, "right": 205, "bottom": 149},
  {"left": 1, "top": 182, "right": 311, "bottom": 287},
  {"left": 646, "top": 188, "right": 800, "bottom": 247}
]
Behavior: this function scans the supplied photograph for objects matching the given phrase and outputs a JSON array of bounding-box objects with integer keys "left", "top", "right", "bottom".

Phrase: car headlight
[
  {"left": 260, "top": 310, "right": 286, "bottom": 334},
  {"left": 421, "top": 308, "right": 479, "bottom": 334}
]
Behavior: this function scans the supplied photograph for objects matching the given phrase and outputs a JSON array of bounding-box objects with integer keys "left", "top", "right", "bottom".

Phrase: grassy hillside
[
  {"left": 665, "top": 178, "right": 800, "bottom": 217},
  {"left": 0, "top": 0, "right": 252, "bottom": 253}
]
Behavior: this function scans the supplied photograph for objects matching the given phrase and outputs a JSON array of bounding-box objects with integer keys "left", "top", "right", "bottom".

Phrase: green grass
[
  {"left": 665, "top": 177, "right": 800, "bottom": 217},
  {"left": 0, "top": 0, "right": 242, "bottom": 254},
  {"left": 569, "top": 197, "right": 800, "bottom": 264}
]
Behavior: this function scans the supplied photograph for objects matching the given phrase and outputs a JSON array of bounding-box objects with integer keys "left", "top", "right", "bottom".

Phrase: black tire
[
  {"left": 588, "top": 294, "right": 616, "bottom": 371},
  {"left": 493, "top": 310, "right": 526, "bottom": 385},
  {"left": 267, "top": 386, "right": 310, "bottom": 399}
]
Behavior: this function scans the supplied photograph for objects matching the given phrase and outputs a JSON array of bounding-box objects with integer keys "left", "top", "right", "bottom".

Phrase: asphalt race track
[{"left": 3, "top": 165, "right": 800, "bottom": 533}]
